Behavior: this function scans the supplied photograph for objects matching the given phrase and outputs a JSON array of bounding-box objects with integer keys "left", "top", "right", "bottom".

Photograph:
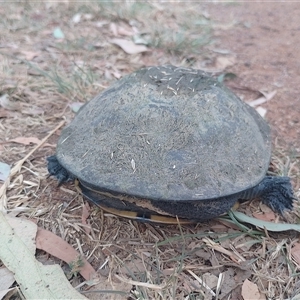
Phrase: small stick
[{"left": 0, "top": 121, "right": 65, "bottom": 211}]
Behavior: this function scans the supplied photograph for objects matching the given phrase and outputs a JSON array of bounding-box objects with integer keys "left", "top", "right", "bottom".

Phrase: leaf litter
[
  {"left": 0, "top": 1, "right": 299, "bottom": 299},
  {"left": 110, "top": 38, "right": 149, "bottom": 55},
  {"left": 0, "top": 213, "right": 87, "bottom": 299}
]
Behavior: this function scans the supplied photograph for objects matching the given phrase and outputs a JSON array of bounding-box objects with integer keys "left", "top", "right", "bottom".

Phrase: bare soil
[{"left": 207, "top": 2, "right": 300, "bottom": 151}]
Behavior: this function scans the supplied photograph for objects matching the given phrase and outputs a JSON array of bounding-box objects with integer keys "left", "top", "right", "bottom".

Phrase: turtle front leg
[{"left": 47, "top": 155, "right": 74, "bottom": 185}]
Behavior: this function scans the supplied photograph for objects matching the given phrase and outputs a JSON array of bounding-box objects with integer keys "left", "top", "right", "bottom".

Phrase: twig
[{"left": 0, "top": 121, "right": 65, "bottom": 211}]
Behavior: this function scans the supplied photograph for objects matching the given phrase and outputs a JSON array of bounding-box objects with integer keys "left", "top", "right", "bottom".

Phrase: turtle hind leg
[
  {"left": 47, "top": 155, "right": 74, "bottom": 185},
  {"left": 242, "top": 176, "right": 295, "bottom": 214}
]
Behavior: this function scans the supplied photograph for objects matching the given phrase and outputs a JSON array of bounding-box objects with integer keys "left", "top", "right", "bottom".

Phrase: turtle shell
[{"left": 56, "top": 65, "right": 271, "bottom": 202}]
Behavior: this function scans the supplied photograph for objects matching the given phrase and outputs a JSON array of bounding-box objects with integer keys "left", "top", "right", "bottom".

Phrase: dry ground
[{"left": 0, "top": 1, "right": 300, "bottom": 299}]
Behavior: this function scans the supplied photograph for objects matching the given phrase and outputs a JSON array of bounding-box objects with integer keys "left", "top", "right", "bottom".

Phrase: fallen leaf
[
  {"left": 6, "top": 215, "right": 37, "bottom": 253},
  {"left": 27, "top": 68, "right": 42, "bottom": 76},
  {"left": 111, "top": 38, "right": 149, "bottom": 54},
  {"left": 110, "top": 23, "right": 118, "bottom": 36},
  {"left": 217, "top": 217, "right": 246, "bottom": 231},
  {"left": 0, "top": 288, "right": 17, "bottom": 299},
  {"left": 86, "top": 278, "right": 131, "bottom": 300},
  {"left": 0, "top": 214, "right": 87, "bottom": 300},
  {"left": 53, "top": 27, "right": 65, "bottom": 39},
  {"left": 215, "top": 56, "right": 235, "bottom": 70},
  {"left": 259, "top": 203, "right": 273, "bottom": 213},
  {"left": 213, "top": 21, "right": 237, "bottom": 31},
  {"left": 0, "top": 108, "right": 11, "bottom": 118},
  {"left": 212, "top": 48, "right": 232, "bottom": 54},
  {"left": 72, "top": 13, "right": 81, "bottom": 23},
  {"left": 20, "top": 50, "right": 40, "bottom": 61},
  {"left": 83, "top": 13, "right": 93, "bottom": 21},
  {"left": 0, "top": 267, "right": 15, "bottom": 290},
  {"left": 210, "top": 223, "right": 229, "bottom": 232},
  {"left": 120, "top": 259, "right": 146, "bottom": 277},
  {"left": 247, "top": 90, "right": 277, "bottom": 107},
  {"left": 10, "top": 137, "right": 42, "bottom": 146},
  {"left": 22, "top": 106, "right": 44, "bottom": 115},
  {"left": 293, "top": 294, "right": 300, "bottom": 300},
  {"left": 230, "top": 210, "right": 300, "bottom": 232},
  {"left": 0, "top": 288, "right": 16, "bottom": 300},
  {"left": 252, "top": 211, "right": 276, "bottom": 222},
  {"left": 0, "top": 162, "right": 11, "bottom": 182},
  {"left": 202, "top": 273, "right": 218, "bottom": 289},
  {"left": 113, "top": 71, "right": 122, "bottom": 79},
  {"left": 117, "top": 26, "right": 134, "bottom": 36},
  {"left": 69, "top": 102, "right": 84, "bottom": 113},
  {"left": 133, "top": 34, "right": 150, "bottom": 45},
  {"left": 217, "top": 268, "right": 238, "bottom": 298},
  {"left": 0, "top": 94, "right": 21, "bottom": 111},
  {"left": 255, "top": 106, "right": 267, "bottom": 118},
  {"left": 291, "top": 242, "right": 300, "bottom": 266},
  {"left": 96, "top": 21, "right": 109, "bottom": 28},
  {"left": 242, "top": 279, "right": 265, "bottom": 300},
  {"left": 36, "top": 227, "right": 97, "bottom": 281}
]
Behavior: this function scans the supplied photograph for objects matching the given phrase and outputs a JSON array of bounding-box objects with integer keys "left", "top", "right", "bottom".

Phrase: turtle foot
[
  {"left": 47, "top": 155, "right": 74, "bottom": 185},
  {"left": 259, "top": 176, "right": 295, "bottom": 214}
]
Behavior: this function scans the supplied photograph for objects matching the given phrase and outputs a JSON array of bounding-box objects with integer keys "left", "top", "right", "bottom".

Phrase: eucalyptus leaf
[
  {"left": 0, "top": 213, "right": 87, "bottom": 299},
  {"left": 230, "top": 210, "right": 300, "bottom": 232}
]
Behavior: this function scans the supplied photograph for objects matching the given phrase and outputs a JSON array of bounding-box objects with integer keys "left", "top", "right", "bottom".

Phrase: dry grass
[{"left": 0, "top": 1, "right": 299, "bottom": 299}]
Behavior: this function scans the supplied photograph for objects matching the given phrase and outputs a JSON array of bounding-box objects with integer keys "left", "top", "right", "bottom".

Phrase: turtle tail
[
  {"left": 47, "top": 155, "right": 74, "bottom": 186},
  {"left": 240, "top": 176, "right": 295, "bottom": 214}
]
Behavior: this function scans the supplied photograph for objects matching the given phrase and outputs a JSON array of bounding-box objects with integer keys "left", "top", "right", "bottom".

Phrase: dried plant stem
[{"left": 0, "top": 121, "right": 65, "bottom": 211}]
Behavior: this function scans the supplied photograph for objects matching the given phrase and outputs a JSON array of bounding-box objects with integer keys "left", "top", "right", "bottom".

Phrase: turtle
[{"left": 47, "top": 65, "right": 295, "bottom": 224}]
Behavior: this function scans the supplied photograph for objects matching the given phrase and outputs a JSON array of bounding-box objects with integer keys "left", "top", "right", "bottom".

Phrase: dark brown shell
[{"left": 56, "top": 65, "right": 271, "bottom": 201}]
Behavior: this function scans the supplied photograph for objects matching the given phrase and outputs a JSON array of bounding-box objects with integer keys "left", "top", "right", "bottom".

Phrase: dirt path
[{"left": 206, "top": 2, "right": 300, "bottom": 151}]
